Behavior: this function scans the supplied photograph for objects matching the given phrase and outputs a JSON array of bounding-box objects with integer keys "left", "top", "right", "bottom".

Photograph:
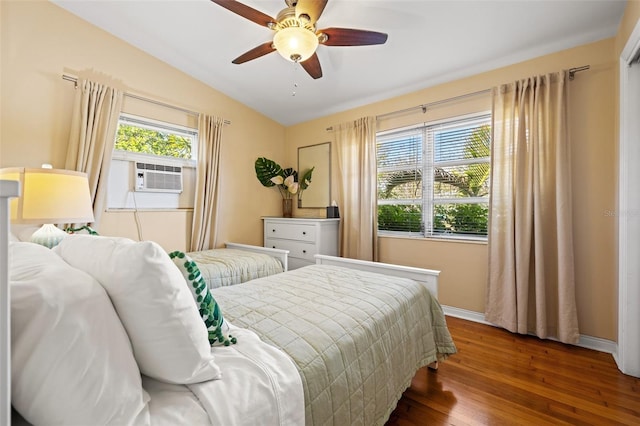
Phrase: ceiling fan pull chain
[{"left": 292, "top": 62, "right": 299, "bottom": 97}]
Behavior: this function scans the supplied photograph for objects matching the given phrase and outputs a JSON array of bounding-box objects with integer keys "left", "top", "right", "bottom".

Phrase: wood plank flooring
[{"left": 386, "top": 316, "right": 640, "bottom": 426}]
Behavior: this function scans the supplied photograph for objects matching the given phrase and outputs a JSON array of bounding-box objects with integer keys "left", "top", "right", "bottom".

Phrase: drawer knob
[
  {"left": 272, "top": 246, "right": 276, "bottom": 249},
  {"left": 302, "top": 231, "right": 306, "bottom": 235},
  {"left": 272, "top": 229, "right": 276, "bottom": 232},
  {"left": 303, "top": 250, "right": 306, "bottom": 254}
]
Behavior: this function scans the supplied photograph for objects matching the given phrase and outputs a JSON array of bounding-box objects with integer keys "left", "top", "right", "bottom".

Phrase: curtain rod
[
  {"left": 376, "top": 88, "right": 492, "bottom": 121},
  {"left": 568, "top": 65, "right": 590, "bottom": 80},
  {"left": 62, "top": 74, "right": 231, "bottom": 125},
  {"left": 325, "top": 88, "right": 491, "bottom": 131},
  {"left": 326, "top": 64, "right": 590, "bottom": 131}
]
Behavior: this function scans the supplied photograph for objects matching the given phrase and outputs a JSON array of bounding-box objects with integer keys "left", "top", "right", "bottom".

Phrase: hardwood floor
[{"left": 386, "top": 316, "right": 640, "bottom": 426}]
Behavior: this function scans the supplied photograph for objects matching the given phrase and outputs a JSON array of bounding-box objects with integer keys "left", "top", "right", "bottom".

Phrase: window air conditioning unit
[{"left": 134, "top": 162, "right": 183, "bottom": 193}]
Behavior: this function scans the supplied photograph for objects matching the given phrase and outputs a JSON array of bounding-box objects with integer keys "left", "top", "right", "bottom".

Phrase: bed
[
  {"left": 187, "top": 242, "right": 289, "bottom": 289},
  {"left": 7, "top": 235, "right": 456, "bottom": 426}
]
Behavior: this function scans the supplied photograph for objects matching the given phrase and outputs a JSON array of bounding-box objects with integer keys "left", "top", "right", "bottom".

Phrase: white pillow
[
  {"left": 10, "top": 242, "right": 150, "bottom": 425},
  {"left": 54, "top": 235, "right": 221, "bottom": 384}
]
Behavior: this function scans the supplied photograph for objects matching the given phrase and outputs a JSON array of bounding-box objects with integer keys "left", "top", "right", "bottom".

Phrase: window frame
[
  {"left": 377, "top": 112, "right": 491, "bottom": 241},
  {"left": 112, "top": 113, "right": 198, "bottom": 168}
]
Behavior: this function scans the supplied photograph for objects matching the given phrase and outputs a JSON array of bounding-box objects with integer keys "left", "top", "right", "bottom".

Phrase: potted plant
[{"left": 255, "top": 157, "right": 314, "bottom": 217}]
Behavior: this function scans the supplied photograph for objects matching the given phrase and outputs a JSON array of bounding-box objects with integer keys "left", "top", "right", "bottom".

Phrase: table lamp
[{"left": 0, "top": 167, "right": 95, "bottom": 248}]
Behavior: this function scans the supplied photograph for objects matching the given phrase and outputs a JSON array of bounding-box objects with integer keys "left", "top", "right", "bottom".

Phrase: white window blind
[
  {"left": 377, "top": 113, "right": 491, "bottom": 239},
  {"left": 377, "top": 127, "right": 424, "bottom": 234}
]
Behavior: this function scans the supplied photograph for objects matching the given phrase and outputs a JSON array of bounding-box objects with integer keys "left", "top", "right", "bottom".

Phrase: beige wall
[
  {"left": 286, "top": 38, "right": 618, "bottom": 340},
  {"left": 0, "top": 0, "right": 287, "bottom": 250}
]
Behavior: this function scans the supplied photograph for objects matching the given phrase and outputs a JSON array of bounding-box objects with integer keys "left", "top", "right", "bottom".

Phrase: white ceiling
[{"left": 51, "top": 0, "right": 626, "bottom": 126}]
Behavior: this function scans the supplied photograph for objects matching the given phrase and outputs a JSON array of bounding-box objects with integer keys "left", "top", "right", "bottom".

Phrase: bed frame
[
  {"left": 1, "top": 180, "right": 19, "bottom": 426},
  {"left": 315, "top": 254, "right": 440, "bottom": 298},
  {"left": 224, "top": 242, "right": 289, "bottom": 272}
]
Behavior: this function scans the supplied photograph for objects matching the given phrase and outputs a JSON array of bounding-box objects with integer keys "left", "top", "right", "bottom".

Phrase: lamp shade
[
  {"left": 0, "top": 168, "right": 94, "bottom": 225},
  {"left": 273, "top": 26, "right": 319, "bottom": 62}
]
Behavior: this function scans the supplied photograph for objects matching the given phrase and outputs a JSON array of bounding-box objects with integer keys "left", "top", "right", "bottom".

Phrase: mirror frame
[{"left": 297, "top": 142, "right": 331, "bottom": 208}]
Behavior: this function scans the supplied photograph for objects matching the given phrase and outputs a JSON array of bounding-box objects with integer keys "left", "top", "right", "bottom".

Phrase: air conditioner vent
[{"left": 135, "top": 162, "right": 183, "bottom": 193}]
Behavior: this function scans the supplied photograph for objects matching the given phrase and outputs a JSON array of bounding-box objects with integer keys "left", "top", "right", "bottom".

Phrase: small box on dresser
[{"left": 263, "top": 217, "right": 340, "bottom": 270}]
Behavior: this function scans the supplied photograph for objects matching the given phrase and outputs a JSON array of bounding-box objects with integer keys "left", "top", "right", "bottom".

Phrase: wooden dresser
[{"left": 263, "top": 217, "right": 340, "bottom": 270}]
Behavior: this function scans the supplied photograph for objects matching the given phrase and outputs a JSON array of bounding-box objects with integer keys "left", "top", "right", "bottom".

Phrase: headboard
[
  {"left": 314, "top": 254, "right": 440, "bottom": 297},
  {"left": 224, "top": 242, "right": 289, "bottom": 272}
]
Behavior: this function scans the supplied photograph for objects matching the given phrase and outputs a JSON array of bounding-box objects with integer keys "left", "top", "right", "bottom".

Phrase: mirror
[{"left": 298, "top": 142, "right": 331, "bottom": 208}]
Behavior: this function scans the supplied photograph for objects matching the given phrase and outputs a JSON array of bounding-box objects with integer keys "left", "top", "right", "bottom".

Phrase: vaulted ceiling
[{"left": 52, "top": 0, "right": 627, "bottom": 126}]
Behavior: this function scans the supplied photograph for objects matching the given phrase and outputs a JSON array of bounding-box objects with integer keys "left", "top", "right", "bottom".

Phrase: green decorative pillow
[{"left": 169, "top": 251, "right": 237, "bottom": 346}]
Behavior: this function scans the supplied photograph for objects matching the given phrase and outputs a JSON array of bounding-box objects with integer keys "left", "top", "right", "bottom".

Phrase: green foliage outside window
[
  {"left": 456, "top": 124, "right": 491, "bottom": 197},
  {"left": 433, "top": 204, "right": 489, "bottom": 236},
  {"left": 115, "top": 124, "right": 192, "bottom": 159},
  {"left": 378, "top": 204, "right": 423, "bottom": 232},
  {"left": 378, "top": 203, "right": 488, "bottom": 235}
]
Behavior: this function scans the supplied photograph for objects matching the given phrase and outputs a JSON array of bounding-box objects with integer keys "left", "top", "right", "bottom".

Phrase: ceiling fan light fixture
[{"left": 273, "top": 26, "right": 318, "bottom": 63}]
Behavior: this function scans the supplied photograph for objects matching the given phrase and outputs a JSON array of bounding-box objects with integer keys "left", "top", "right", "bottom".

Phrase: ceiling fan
[{"left": 211, "top": 0, "right": 388, "bottom": 79}]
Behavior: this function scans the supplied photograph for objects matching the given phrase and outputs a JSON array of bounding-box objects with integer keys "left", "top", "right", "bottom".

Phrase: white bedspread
[
  {"left": 143, "top": 326, "right": 304, "bottom": 426},
  {"left": 188, "top": 248, "right": 284, "bottom": 288},
  {"left": 211, "top": 264, "right": 457, "bottom": 426}
]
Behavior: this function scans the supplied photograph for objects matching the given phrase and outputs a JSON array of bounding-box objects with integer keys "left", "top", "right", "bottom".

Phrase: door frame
[{"left": 617, "top": 17, "right": 640, "bottom": 378}]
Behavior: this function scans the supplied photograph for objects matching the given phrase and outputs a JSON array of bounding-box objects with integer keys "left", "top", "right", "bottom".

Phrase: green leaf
[
  {"left": 281, "top": 167, "right": 298, "bottom": 182},
  {"left": 299, "top": 167, "right": 314, "bottom": 190},
  {"left": 255, "top": 157, "right": 283, "bottom": 187}
]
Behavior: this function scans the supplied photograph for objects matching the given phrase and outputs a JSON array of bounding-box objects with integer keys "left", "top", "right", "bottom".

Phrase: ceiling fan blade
[
  {"left": 295, "top": 0, "right": 328, "bottom": 25},
  {"left": 210, "top": 0, "right": 275, "bottom": 28},
  {"left": 300, "top": 53, "right": 323, "bottom": 79},
  {"left": 319, "top": 28, "right": 388, "bottom": 46},
  {"left": 232, "top": 42, "right": 276, "bottom": 64}
]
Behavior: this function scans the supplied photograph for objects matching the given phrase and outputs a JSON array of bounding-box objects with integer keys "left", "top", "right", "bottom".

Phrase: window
[
  {"left": 107, "top": 114, "right": 198, "bottom": 210},
  {"left": 114, "top": 114, "right": 197, "bottom": 162},
  {"left": 377, "top": 113, "right": 491, "bottom": 239}
]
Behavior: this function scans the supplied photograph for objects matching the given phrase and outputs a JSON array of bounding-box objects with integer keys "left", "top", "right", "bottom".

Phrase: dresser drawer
[
  {"left": 265, "top": 238, "right": 318, "bottom": 261},
  {"left": 265, "top": 222, "right": 316, "bottom": 242}
]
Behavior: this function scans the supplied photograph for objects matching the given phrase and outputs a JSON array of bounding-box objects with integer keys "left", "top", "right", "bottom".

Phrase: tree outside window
[{"left": 114, "top": 114, "right": 196, "bottom": 160}]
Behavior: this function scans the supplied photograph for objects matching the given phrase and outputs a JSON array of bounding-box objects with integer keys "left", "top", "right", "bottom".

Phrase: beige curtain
[
  {"left": 190, "top": 114, "right": 224, "bottom": 251},
  {"left": 333, "top": 116, "right": 377, "bottom": 261},
  {"left": 65, "top": 78, "right": 123, "bottom": 229},
  {"left": 485, "top": 71, "right": 579, "bottom": 344}
]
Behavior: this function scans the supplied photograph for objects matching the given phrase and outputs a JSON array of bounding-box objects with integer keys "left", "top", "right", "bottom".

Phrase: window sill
[{"left": 377, "top": 232, "right": 488, "bottom": 245}]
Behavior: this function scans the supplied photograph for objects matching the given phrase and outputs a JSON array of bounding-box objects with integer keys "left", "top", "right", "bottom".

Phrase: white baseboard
[
  {"left": 442, "top": 305, "right": 618, "bottom": 356},
  {"left": 578, "top": 335, "right": 618, "bottom": 356},
  {"left": 442, "top": 305, "right": 492, "bottom": 325}
]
